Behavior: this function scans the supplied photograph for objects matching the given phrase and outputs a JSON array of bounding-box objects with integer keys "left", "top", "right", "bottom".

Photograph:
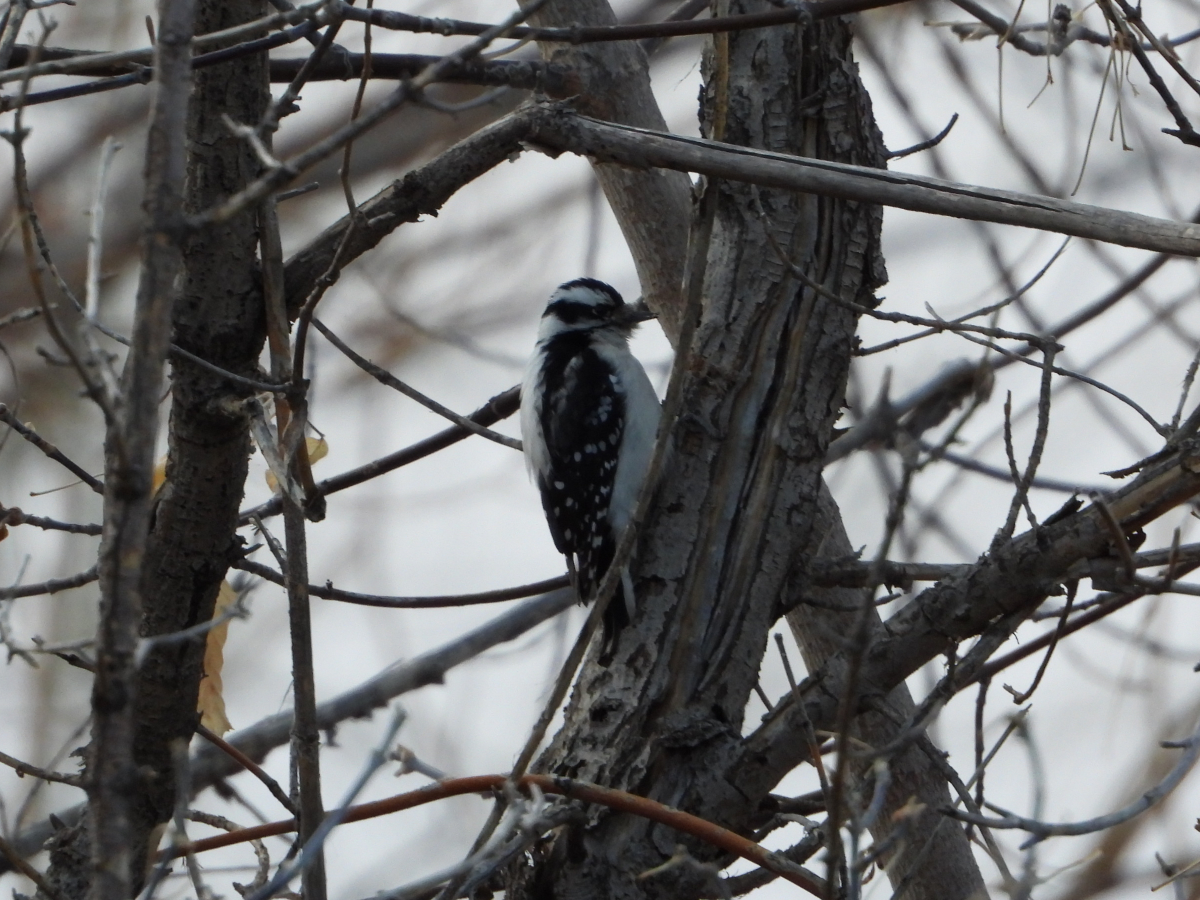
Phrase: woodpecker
[{"left": 520, "top": 278, "right": 661, "bottom": 648}]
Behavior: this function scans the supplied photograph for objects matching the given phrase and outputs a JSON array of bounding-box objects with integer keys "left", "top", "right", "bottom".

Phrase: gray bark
[
  {"left": 79, "top": 0, "right": 197, "bottom": 897},
  {"left": 130, "top": 0, "right": 269, "bottom": 875},
  {"left": 504, "top": 4, "right": 984, "bottom": 899},
  {"left": 788, "top": 484, "right": 988, "bottom": 900},
  {"left": 519, "top": 0, "right": 693, "bottom": 336},
  {"left": 526, "top": 113, "right": 1200, "bottom": 257}
]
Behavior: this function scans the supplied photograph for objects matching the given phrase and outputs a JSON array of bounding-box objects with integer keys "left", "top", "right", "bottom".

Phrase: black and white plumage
[{"left": 521, "top": 279, "right": 661, "bottom": 643}]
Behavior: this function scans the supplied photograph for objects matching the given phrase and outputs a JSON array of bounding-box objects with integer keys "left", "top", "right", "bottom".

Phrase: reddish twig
[
  {"left": 194, "top": 724, "right": 298, "bottom": 817},
  {"left": 169, "top": 774, "right": 825, "bottom": 896}
]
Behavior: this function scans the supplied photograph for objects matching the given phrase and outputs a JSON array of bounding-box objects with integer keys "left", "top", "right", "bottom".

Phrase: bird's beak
[{"left": 618, "top": 300, "right": 657, "bottom": 327}]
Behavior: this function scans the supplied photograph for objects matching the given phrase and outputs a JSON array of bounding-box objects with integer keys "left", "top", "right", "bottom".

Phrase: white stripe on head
[{"left": 537, "top": 279, "right": 626, "bottom": 339}]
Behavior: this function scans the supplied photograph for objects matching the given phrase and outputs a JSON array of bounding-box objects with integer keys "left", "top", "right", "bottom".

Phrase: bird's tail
[{"left": 577, "top": 541, "right": 634, "bottom": 664}]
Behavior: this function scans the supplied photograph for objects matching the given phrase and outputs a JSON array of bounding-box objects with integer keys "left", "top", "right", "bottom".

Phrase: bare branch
[
  {"left": 195, "top": 0, "right": 557, "bottom": 226},
  {"left": 5, "top": 587, "right": 577, "bottom": 869},
  {"left": 0, "top": 404, "right": 103, "bottom": 493},
  {"left": 188, "top": 586, "right": 575, "bottom": 793},
  {"left": 337, "top": 0, "right": 912, "bottom": 44},
  {"left": 528, "top": 108, "right": 1200, "bottom": 256},
  {"left": 947, "top": 717, "right": 1200, "bottom": 847},
  {"left": 737, "top": 439, "right": 1200, "bottom": 801},
  {"left": 0, "top": 506, "right": 102, "bottom": 536},
  {"left": 312, "top": 319, "right": 521, "bottom": 450},
  {"left": 171, "top": 774, "right": 827, "bottom": 897},
  {"left": 239, "top": 385, "right": 520, "bottom": 524},
  {"left": 195, "top": 724, "right": 298, "bottom": 817},
  {"left": 234, "top": 558, "right": 568, "bottom": 608},
  {"left": 0, "top": 747, "right": 83, "bottom": 787},
  {"left": 0, "top": 0, "right": 332, "bottom": 85},
  {"left": 89, "top": 0, "right": 196, "bottom": 895},
  {"left": 0, "top": 564, "right": 98, "bottom": 599}
]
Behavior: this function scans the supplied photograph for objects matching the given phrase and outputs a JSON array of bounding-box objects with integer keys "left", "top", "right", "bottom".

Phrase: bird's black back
[{"left": 534, "top": 330, "right": 630, "bottom": 634}]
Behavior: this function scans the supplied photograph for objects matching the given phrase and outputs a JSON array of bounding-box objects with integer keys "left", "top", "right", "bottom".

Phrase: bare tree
[{"left": 2, "top": 1, "right": 1200, "bottom": 899}]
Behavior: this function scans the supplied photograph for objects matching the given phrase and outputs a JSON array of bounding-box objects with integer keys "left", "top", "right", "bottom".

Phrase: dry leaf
[
  {"left": 306, "top": 436, "right": 329, "bottom": 465},
  {"left": 153, "top": 455, "right": 168, "bottom": 493},
  {"left": 265, "top": 436, "right": 328, "bottom": 492},
  {"left": 197, "top": 579, "right": 235, "bottom": 735}
]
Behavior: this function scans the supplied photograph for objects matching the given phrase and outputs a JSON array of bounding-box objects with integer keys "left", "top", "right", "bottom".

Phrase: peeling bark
[{"left": 503, "top": 5, "right": 980, "bottom": 899}]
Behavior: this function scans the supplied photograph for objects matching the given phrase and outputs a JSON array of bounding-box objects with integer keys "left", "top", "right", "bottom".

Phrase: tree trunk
[
  {"left": 131, "top": 0, "right": 269, "bottom": 871},
  {"left": 505, "top": 3, "right": 986, "bottom": 899},
  {"left": 788, "top": 483, "right": 989, "bottom": 900},
  {"left": 47, "top": 0, "right": 268, "bottom": 894}
]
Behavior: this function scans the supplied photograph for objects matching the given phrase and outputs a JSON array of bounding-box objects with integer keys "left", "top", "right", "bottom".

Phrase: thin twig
[
  {"left": 0, "top": 0, "right": 334, "bottom": 85},
  {"left": 996, "top": 342, "right": 1057, "bottom": 544},
  {"left": 187, "top": 810, "right": 271, "bottom": 896},
  {"left": 168, "top": 774, "right": 827, "bottom": 896},
  {"left": 886, "top": 112, "right": 959, "bottom": 160},
  {"left": 134, "top": 594, "right": 250, "bottom": 667},
  {"left": 0, "top": 404, "right": 103, "bottom": 493},
  {"left": 337, "top": 0, "right": 908, "bottom": 45},
  {"left": 0, "top": 306, "right": 40, "bottom": 330},
  {"left": 234, "top": 558, "right": 568, "bottom": 608},
  {"left": 195, "top": 724, "right": 298, "bottom": 817},
  {"left": 197, "top": 0, "right": 559, "bottom": 225},
  {"left": 0, "top": 564, "right": 98, "bottom": 600},
  {"left": 259, "top": 142, "right": 327, "bottom": 900},
  {"left": 84, "top": 136, "right": 120, "bottom": 322},
  {"left": 1004, "top": 582, "right": 1075, "bottom": 704},
  {"left": 243, "top": 707, "right": 407, "bottom": 900},
  {"left": 0, "top": 748, "right": 83, "bottom": 787},
  {"left": 947, "top": 717, "right": 1200, "bottom": 848},
  {"left": 238, "top": 385, "right": 521, "bottom": 524},
  {"left": 1092, "top": 491, "right": 1138, "bottom": 578},
  {"left": 312, "top": 319, "right": 521, "bottom": 450}
]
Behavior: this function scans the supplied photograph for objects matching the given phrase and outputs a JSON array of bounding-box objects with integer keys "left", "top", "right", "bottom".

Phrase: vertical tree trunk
[
  {"left": 506, "top": 4, "right": 986, "bottom": 899},
  {"left": 48, "top": 1, "right": 269, "bottom": 894},
  {"left": 788, "top": 484, "right": 989, "bottom": 900},
  {"left": 132, "top": 0, "right": 269, "bottom": 875}
]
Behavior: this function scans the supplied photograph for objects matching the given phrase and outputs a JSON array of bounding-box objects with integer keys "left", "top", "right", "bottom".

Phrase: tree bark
[
  {"left": 787, "top": 483, "right": 989, "bottom": 900},
  {"left": 49, "top": 1, "right": 270, "bottom": 895},
  {"left": 81, "top": 0, "right": 197, "bottom": 893},
  {"left": 131, "top": 0, "right": 269, "bottom": 874},
  {"left": 519, "top": 0, "right": 692, "bottom": 334},
  {"left": 505, "top": 4, "right": 986, "bottom": 899}
]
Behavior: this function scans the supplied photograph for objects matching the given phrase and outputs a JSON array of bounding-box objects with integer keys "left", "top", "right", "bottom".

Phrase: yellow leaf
[
  {"left": 197, "top": 580, "right": 235, "bottom": 735},
  {"left": 306, "top": 436, "right": 328, "bottom": 465},
  {"left": 265, "top": 436, "right": 328, "bottom": 492},
  {"left": 152, "top": 455, "right": 168, "bottom": 494}
]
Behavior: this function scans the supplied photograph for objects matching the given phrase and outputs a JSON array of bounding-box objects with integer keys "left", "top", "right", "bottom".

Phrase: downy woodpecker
[{"left": 520, "top": 279, "right": 661, "bottom": 646}]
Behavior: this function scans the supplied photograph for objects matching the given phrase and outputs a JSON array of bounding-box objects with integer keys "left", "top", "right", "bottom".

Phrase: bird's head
[{"left": 538, "top": 278, "right": 655, "bottom": 340}]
